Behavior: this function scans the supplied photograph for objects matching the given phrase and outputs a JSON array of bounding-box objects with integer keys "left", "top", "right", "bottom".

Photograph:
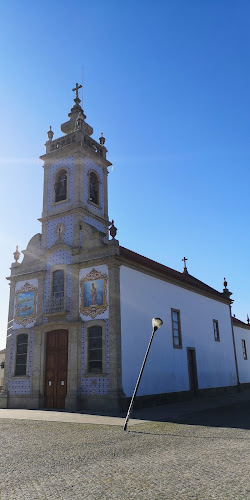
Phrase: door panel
[
  {"left": 187, "top": 348, "right": 198, "bottom": 393},
  {"left": 44, "top": 330, "right": 68, "bottom": 409}
]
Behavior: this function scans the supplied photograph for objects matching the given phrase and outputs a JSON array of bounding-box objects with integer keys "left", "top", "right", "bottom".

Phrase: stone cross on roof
[
  {"left": 72, "top": 83, "right": 82, "bottom": 100},
  {"left": 182, "top": 256, "right": 188, "bottom": 274}
]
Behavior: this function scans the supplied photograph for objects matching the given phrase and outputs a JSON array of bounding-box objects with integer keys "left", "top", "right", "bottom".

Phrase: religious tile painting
[
  {"left": 15, "top": 282, "right": 38, "bottom": 326},
  {"left": 80, "top": 268, "right": 108, "bottom": 319}
]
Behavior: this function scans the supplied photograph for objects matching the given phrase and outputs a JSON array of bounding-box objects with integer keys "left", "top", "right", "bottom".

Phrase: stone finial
[
  {"left": 99, "top": 132, "right": 106, "bottom": 146},
  {"left": 75, "top": 112, "right": 84, "bottom": 130},
  {"left": 247, "top": 314, "right": 249, "bottom": 324},
  {"left": 13, "top": 245, "right": 21, "bottom": 263},
  {"left": 47, "top": 126, "right": 54, "bottom": 141},
  {"left": 223, "top": 277, "right": 232, "bottom": 298},
  {"left": 109, "top": 220, "right": 117, "bottom": 239}
]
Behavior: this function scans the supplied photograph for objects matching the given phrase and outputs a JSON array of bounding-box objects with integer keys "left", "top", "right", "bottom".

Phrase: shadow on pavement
[
  {"left": 77, "top": 391, "right": 250, "bottom": 430},
  {"left": 168, "top": 400, "right": 250, "bottom": 430}
]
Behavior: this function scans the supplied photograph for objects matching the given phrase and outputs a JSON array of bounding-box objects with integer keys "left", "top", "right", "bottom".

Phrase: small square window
[{"left": 213, "top": 320, "right": 220, "bottom": 342}]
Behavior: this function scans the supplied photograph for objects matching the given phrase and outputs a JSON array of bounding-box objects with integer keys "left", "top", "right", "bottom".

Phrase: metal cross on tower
[{"left": 72, "top": 83, "right": 82, "bottom": 100}]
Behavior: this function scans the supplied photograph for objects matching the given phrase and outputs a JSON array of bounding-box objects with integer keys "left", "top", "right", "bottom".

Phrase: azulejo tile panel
[
  {"left": 84, "top": 158, "right": 104, "bottom": 214},
  {"left": 8, "top": 330, "right": 33, "bottom": 395},
  {"left": 13, "top": 279, "right": 38, "bottom": 330},
  {"left": 84, "top": 216, "right": 105, "bottom": 233},
  {"left": 48, "top": 156, "right": 74, "bottom": 211},
  {"left": 79, "top": 265, "right": 109, "bottom": 320},
  {"left": 79, "top": 320, "right": 109, "bottom": 396},
  {"left": 46, "top": 215, "right": 74, "bottom": 249}
]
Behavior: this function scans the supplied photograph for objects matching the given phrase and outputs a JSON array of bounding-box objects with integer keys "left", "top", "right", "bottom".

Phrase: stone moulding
[
  {"left": 14, "top": 282, "right": 38, "bottom": 327},
  {"left": 80, "top": 268, "right": 108, "bottom": 319}
]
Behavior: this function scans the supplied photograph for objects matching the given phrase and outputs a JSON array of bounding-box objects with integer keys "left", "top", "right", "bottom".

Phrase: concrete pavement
[
  {"left": 2, "top": 389, "right": 250, "bottom": 499},
  {"left": 0, "top": 387, "right": 250, "bottom": 426}
]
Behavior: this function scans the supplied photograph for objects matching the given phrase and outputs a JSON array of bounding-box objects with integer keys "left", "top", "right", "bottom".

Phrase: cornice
[
  {"left": 33, "top": 320, "right": 82, "bottom": 333},
  {"left": 6, "top": 270, "right": 45, "bottom": 282},
  {"left": 40, "top": 141, "right": 112, "bottom": 168},
  {"left": 232, "top": 318, "right": 250, "bottom": 331},
  {"left": 118, "top": 248, "right": 232, "bottom": 306},
  {"left": 39, "top": 206, "right": 110, "bottom": 225}
]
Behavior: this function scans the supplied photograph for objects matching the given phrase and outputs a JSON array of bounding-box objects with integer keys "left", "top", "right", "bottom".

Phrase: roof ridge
[{"left": 119, "top": 246, "right": 229, "bottom": 302}]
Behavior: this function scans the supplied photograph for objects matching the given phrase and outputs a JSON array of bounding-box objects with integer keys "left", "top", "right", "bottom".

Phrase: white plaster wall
[
  {"left": 120, "top": 266, "right": 237, "bottom": 397},
  {"left": 234, "top": 326, "right": 250, "bottom": 384}
]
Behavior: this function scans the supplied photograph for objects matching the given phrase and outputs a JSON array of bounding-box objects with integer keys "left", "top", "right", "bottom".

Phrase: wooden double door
[{"left": 44, "top": 330, "right": 68, "bottom": 409}]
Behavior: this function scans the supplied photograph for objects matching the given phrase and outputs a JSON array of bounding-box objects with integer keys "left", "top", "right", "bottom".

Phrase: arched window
[
  {"left": 52, "top": 270, "right": 64, "bottom": 299},
  {"left": 55, "top": 170, "right": 67, "bottom": 202},
  {"left": 89, "top": 171, "right": 99, "bottom": 205},
  {"left": 88, "top": 325, "right": 102, "bottom": 373},
  {"left": 15, "top": 334, "right": 28, "bottom": 376}
]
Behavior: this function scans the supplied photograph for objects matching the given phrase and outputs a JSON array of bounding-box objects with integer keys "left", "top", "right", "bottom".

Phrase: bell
[{"left": 55, "top": 179, "right": 67, "bottom": 201}]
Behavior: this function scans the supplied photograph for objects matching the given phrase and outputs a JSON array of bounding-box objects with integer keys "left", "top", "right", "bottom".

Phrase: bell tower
[{"left": 39, "top": 83, "right": 112, "bottom": 253}]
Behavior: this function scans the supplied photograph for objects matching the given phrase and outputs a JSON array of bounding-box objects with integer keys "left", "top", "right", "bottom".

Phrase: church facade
[{"left": 1, "top": 85, "right": 250, "bottom": 411}]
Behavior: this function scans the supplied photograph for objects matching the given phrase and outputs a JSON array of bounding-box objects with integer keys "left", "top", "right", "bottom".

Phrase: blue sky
[{"left": 0, "top": 1, "right": 250, "bottom": 348}]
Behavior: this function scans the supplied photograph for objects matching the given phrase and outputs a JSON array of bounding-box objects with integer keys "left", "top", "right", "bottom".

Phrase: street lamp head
[{"left": 152, "top": 317, "right": 163, "bottom": 332}]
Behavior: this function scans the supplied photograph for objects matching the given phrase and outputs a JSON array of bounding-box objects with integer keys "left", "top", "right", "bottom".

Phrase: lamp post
[{"left": 123, "top": 317, "right": 163, "bottom": 431}]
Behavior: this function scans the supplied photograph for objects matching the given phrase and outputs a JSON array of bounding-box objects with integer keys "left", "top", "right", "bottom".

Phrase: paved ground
[{"left": 1, "top": 391, "right": 250, "bottom": 499}]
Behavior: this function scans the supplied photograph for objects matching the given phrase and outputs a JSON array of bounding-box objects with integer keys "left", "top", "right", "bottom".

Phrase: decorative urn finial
[
  {"left": 47, "top": 125, "right": 54, "bottom": 141},
  {"left": 13, "top": 245, "right": 21, "bottom": 263},
  {"left": 99, "top": 132, "right": 106, "bottom": 146},
  {"left": 223, "top": 277, "right": 232, "bottom": 298},
  {"left": 109, "top": 220, "right": 117, "bottom": 239}
]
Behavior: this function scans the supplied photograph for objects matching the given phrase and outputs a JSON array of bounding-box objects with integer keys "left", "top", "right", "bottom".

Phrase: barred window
[
  {"left": 242, "top": 339, "right": 248, "bottom": 360},
  {"left": 88, "top": 325, "right": 102, "bottom": 373},
  {"left": 171, "top": 309, "right": 182, "bottom": 348},
  {"left": 89, "top": 172, "right": 99, "bottom": 205},
  {"left": 52, "top": 270, "right": 64, "bottom": 299},
  {"left": 213, "top": 320, "right": 220, "bottom": 342},
  {"left": 55, "top": 170, "right": 67, "bottom": 202},
  {"left": 15, "top": 334, "right": 28, "bottom": 376}
]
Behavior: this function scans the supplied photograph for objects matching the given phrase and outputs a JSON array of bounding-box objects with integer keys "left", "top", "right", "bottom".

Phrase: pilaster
[
  {"left": 65, "top": 323, "right": 81, "bottom": 411},
  {"left": 108, "top": 261, "right": 124, "bottom": 404}
]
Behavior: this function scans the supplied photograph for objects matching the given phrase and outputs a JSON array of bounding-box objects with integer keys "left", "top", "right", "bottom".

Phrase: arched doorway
[{"left": 44, "top": 330, "right": 68, "bottom": 409}]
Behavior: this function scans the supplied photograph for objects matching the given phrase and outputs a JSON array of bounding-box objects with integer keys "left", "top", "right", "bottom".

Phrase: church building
[{"left": 1, "top": 85, "right": 250, "bottom": 411}]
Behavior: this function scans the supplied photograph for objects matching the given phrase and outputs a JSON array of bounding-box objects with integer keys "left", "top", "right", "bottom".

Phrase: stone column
[
  {"left": 36, "top": 271, "right": 45, "bottom": 325},
  {"left": 107, "top": 261, "right": 124, "bottom": 409},
  {"left": 30, "top": 327, "right": 42, "bottom": 409},
  {"left": 41, "top": 162, "right": 50, "bottom": 251},
  {"left": 0, "top": 276, "right": 17, "bottom": 407},
  {"left": 70, "top": 263, "right": 80, "bottom": 322},
  {"left": 65, "top": 323, "right": 80, "bottom": 411}
]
